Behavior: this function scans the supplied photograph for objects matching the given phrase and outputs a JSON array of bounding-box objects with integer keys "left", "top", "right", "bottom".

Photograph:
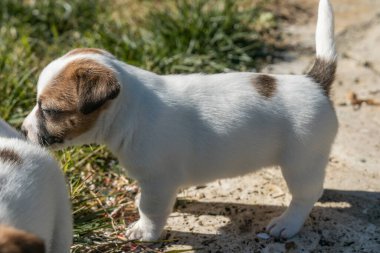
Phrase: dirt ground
[{"left": 153, "top": 1, "right": 380, "bottom": 252}]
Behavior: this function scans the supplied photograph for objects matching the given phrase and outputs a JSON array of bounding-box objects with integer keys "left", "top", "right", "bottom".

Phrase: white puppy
[
  {"left": 0, "top": 118, "right": 72, "bottom": 252},
  {"left": 22, "top": 0, "right": 337, "bottom": 240}
]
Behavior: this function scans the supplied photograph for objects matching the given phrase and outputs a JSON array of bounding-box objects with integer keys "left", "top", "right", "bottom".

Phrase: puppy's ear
[{"left": 76, "top": 64, "right": 120, "bottom": 115}]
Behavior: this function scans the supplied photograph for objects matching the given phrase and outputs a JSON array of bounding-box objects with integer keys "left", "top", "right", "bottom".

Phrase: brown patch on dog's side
[
  {"left": 0, "top": 225, "right": 45, "bottom": 253},
  {"left": 0, "top": 149, "right": 22, "bottom": 165},
  {"left": 252, "top": 74, "right": 277, "bottom": 98},
  {"left": 38, "top": 58, "right": 120, "bottom": 142},
  {"left": 307, "top": 57, "right": 337, "bottom": 96},
  {"left": 65, "top": 48, "right": 113, "bottom": 58}
]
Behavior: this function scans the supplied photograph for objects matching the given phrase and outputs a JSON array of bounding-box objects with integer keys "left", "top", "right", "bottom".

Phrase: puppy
[
  {"left": 0, "top": 118, "right": 72, "bottom": 252},
  {"left": 22, "top": 0, "right": 337, "bottom": 240}
]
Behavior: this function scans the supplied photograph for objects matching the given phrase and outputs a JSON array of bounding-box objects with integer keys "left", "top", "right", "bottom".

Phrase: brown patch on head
[
  {"left": 0, "top": 225, "right": 45, "bottom": 253},
  {"left": 252, "top": 74, "right": 277, "bottom": 98},
  {"left": 37, "top": 58, "right": 120, "bottom": 145},
  {"left": 307, "top": 57, "right": 337, "bottom": 96},
  {"left": 0, "top": 149, "right": 22, "bottom": 165},
  {"left": 65, "top": 48, "right": 114, "bottom": 58}
]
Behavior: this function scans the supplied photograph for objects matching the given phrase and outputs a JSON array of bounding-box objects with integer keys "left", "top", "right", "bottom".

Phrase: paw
[
  {"left": 125, "top": 220, "right": 160, "bottom": 241},
  {"left": 266, "top": 215, "right": 304, "bottom": 238}
]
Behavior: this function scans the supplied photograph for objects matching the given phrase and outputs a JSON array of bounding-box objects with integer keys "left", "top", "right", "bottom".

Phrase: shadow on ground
[{"left": 157, "top": 189, "right": 380, "bottom": 252}]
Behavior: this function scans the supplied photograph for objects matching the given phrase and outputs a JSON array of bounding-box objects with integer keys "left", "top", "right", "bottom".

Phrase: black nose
[{"left": 20, "top": 126, "right": 28, "bottom": 138}]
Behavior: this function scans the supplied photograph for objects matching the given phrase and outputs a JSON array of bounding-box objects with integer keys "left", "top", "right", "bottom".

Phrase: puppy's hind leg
[
  {"left": 266, "top": 148, "right": 330, "bottom": 238},
  {"left": 125, "top": 179, "right": 178, "bottom": 241}
]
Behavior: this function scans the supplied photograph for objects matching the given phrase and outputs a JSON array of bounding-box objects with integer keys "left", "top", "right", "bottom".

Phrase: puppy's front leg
[{"left": 126, "top": 181, "right": 178, "bottom": 241}]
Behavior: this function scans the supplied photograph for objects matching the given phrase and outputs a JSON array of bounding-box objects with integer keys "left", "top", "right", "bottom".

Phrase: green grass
[{"left": 0, "top": 0, "right": 280, "bottom": 252}]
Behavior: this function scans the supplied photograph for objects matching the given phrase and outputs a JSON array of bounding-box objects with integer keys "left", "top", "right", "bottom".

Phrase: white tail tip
[{"left": 315, "top": 0, "right": 336, "bottom": 60}]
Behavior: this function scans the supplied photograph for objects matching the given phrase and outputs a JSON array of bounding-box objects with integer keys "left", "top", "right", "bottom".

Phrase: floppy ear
[{"left": 76, "top": 64, "right": 120, "bottom": 115}]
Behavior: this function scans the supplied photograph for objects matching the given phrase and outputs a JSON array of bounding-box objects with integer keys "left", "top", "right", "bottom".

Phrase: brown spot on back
[
  {"left": 38, "top": 58, "right": 120, "bottom": 142},
  {"left": 0, "top": 149, "right": 22, "bottom": 165},
  {"left": 307, "top": 57, "right": 337, "bottom": 96},
  {"left": 0, "top": 225, "right": 45, "bottom": 253},
  {"left": 252, "top": 74, "right": 277, "bottom": 98},
  {"left": 65, "top": 48, "right": 114, "bottom": 58}
]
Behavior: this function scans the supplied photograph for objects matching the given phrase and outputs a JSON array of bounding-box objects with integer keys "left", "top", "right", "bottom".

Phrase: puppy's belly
[
  {"left": 180, "top": 130, "right": 282, "bottom": 186},
  {"left": 185, "top": 151, "right": 277, "bottom": 186}
]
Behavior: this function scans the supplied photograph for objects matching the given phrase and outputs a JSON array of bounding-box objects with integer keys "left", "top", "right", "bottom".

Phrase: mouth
[{"left": 38, "top": 135, "right": 64, "bottom": 147}]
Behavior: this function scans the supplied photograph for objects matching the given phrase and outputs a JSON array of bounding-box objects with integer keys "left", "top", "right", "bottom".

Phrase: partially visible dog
[
  {"left": 0, "top": 118, "right": 72, "bottom": 253},
  {"left": 22, "top": 0, "right": 337, "bottom": 241}
]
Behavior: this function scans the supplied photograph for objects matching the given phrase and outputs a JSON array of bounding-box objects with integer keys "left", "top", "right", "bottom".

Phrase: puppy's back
[{"left": 0, "top": 119, "right": 22, "bottom": 139}]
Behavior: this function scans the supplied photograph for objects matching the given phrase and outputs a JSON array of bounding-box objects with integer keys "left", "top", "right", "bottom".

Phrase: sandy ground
[{"left": 154, "top": 1, "right": 380, "bottom": 252}]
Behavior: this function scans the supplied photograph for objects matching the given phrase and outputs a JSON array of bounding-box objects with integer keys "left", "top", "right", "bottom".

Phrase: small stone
[
  {"left": 256, "top": 232, "right": 271, "bottom": 240},
  {"left": 363, "top": 61, "right": 372, "bottom": 68},
  {"left": 198, "top": 193, "right": 206, "bottom": 199},
  {"left": 285, "top": 241, "right": 297, "bottom": 250}
]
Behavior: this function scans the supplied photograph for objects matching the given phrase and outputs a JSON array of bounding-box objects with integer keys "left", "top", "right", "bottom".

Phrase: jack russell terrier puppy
[
  {"left": 0, "top": 118, "right": 72, "bottom": 252},
  {"left": 22, "top": 0, "right": 337, "bottom": 240}
]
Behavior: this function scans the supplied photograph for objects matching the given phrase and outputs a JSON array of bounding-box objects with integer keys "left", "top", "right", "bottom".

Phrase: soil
[{"left": 157, "top": 1, "right": 380, "bottom": 252}]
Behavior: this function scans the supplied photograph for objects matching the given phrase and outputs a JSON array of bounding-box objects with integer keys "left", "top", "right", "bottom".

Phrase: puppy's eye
[{"left": 41, "top": 108, "right": 62, "bottom": 117}]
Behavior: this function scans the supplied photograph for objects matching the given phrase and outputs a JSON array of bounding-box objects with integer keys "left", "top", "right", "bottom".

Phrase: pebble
[
  {"left": 197, "top": 193, "right": 206, "bottom": 199},
  {"left": 256, "top": 232, "right": 271, "bottom": 240}
]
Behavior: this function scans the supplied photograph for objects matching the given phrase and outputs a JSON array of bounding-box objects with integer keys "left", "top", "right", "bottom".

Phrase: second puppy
[{"left": 0, "top": 118, "right": 72, "bottom": 253}]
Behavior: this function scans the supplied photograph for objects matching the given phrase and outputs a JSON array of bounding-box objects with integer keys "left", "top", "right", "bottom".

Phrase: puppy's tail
[{"left": 307, "top": 0, "right": 337, "bottom": 96}]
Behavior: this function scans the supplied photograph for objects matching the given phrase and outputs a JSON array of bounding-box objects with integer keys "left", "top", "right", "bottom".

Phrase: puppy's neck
[{"left": 99, "top": 60, "right": 161, "bottom": 157}]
